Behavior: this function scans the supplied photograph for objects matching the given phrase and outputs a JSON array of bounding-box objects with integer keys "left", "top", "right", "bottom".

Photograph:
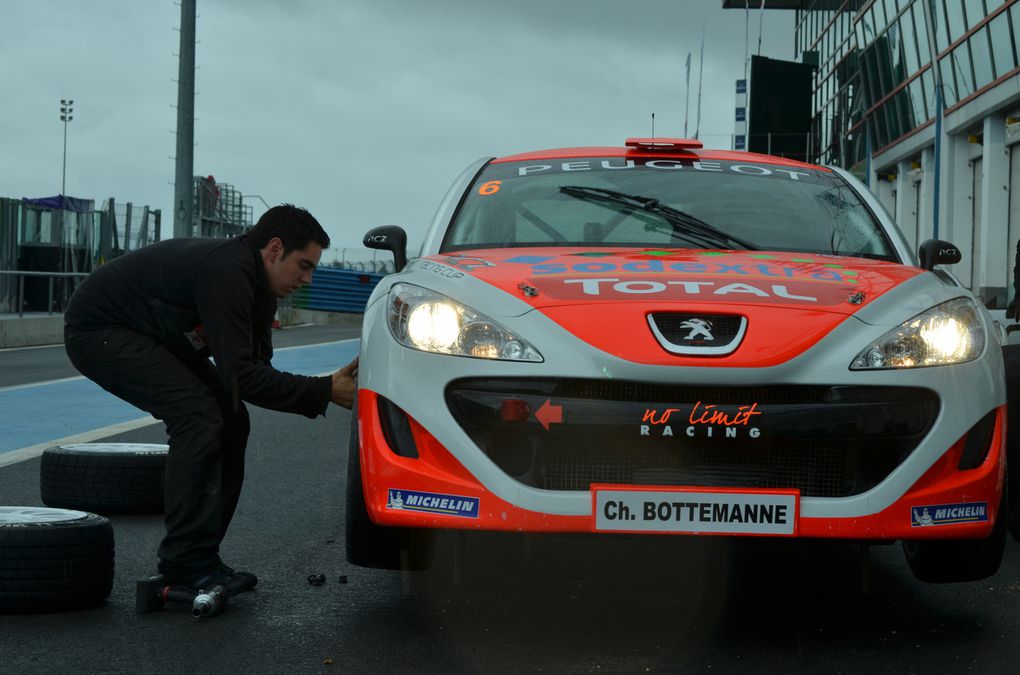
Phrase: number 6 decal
[{"left": 478, "top": 180, "right": 502, "bottom": 195}]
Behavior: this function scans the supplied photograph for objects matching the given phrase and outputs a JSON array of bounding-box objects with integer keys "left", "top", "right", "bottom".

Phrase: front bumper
[{"left": 357, "top": 388, "right": 1006, "bottom": 540}]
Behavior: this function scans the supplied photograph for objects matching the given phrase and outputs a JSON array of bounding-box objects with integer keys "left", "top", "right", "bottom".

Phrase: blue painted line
[
  {"left": 0, "top": 340, "right": 359, "bottom": 455},
  {"left": 272, "top": 340, "right": 359, "bottom": 377}
]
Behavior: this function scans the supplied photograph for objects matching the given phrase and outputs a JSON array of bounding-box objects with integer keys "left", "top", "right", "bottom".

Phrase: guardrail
[
  {"left": 290, "top": 267, "right": 385, "bottom": 313},
  {"left": 0, "top": 270, "right": 89, "bottom": 316}
]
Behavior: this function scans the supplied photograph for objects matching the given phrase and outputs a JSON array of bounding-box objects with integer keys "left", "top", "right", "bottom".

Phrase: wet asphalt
[{"left": 1, "top": 325, "right": 1019, "bottom": 674}]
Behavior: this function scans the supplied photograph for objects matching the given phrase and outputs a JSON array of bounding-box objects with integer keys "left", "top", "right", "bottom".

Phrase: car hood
[{"left": 421, "top": 248, "right": 924, "bottom": 366}]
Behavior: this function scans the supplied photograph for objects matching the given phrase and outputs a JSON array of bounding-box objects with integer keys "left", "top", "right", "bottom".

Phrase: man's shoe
[
  {"left": 166, "top": 564, "right": 257, "bottom": 593},
  {"left": 217, "top": 562, "right": 258, "bottom": 589}
]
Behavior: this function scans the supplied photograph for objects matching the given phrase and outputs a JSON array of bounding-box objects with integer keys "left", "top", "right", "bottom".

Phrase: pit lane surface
[{"left": 1, "top": 325, "right": 1018, "bottom": 674}]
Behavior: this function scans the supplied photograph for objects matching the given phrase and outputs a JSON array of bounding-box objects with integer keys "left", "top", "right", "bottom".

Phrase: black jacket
[{"left": 65, "top": 236, "right": 331, "bottom": 418}]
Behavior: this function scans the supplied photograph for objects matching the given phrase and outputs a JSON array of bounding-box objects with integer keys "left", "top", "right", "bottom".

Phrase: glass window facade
[
  {"left": 933, "top": 2, "right": 950, "bottom": 51},
  {"left": 940, "top": 55, "right": 959, "bottom": 106},
  {"left": 963, "top": 0, "right": 987, "bottom": 30},
  {"left": 794, "top": 0, "right": 866, "bottom": 167},
  {"left": 853, "top": 0, "right": 933, "bottom": 149},
  {"left": 989, "top": 10, "right": 1016, "bottom": 75},
  {"left": 945, "top": 1, "right": 967, "bottom": 40},
  {"left": 790, "top": 0, "right": 1019, "bottom": 167},
  {"left": 901, "top": 7, "right": 921, "bottom": 72},
  {"left": 934, "top": 2, "right": 1019, "bottom": 109},
  {"left": 970, "top": 27, "right": 995, "bottom": 85}
]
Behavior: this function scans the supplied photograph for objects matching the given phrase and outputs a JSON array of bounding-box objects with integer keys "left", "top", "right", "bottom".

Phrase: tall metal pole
[
  {"left": 684, "top": 52, "right": 691, "bottom": 137},
  {"left": 173, "top": 0, "right": 196, "bottom": 238},
  {"left": 61, "top": 119, "right": 68, "bottom": 196},
  {"left": 922, "top": 0, "right": 943, "bottom": 240},
  {"left": 694, "top": 21, "right": 705, "bottom": 140},
  {"left": 59, "top": 99, "right": 73, "bottom": 198}
]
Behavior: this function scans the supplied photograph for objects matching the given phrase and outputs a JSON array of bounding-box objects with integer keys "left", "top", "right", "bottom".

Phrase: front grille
[
  {"left": 652, "top": 314, "right": 744, "bottom": 343},
  {"left": 543, "top": 439, "right": 847, "bottom": 496},
  {"left": 649, "top": 312, "right": 745, "bottom": 354},
  {"left": 446, "top": 379, "right": 940, "bottom": 498}
]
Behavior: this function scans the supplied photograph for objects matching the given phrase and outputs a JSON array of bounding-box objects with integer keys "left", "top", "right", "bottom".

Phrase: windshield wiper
[{"left": 559, "top": 185, "right": 758, "bottom": 251}]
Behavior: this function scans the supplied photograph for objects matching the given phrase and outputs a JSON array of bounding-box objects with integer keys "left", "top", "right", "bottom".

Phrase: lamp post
[{"left": 59, "top": 99, "right": 74, "bottom": 198}]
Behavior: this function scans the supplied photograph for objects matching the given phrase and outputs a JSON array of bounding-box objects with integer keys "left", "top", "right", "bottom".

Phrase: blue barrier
[{"left": 291, "top": 267, "right": 385, "bottom": 313}]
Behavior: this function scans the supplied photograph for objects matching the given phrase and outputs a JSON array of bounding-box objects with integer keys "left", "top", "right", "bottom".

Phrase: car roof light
[{"left": 624, "top": 137, "right": 704, "bottom": 150}]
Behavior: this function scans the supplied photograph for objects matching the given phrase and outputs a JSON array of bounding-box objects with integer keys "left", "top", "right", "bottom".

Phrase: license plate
[{"left": 593, "top": 486, "right": 798, "bottom": 536}]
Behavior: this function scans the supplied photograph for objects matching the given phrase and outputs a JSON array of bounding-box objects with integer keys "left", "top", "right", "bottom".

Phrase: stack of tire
[
  {"left": 40, "top": 443, "right": 168, "bottom": 515},
  {"left": 0, "top": 443, "right": 167, "bottom": 613},
  {"left": 0, "top": 507, "right": 115, "bottom": 613}
]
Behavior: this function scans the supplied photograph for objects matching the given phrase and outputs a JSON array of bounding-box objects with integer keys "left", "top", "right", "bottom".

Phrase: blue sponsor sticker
[
  {"left": 386, "top": 489, "right": 479, "bottom": 518},
  {"left": 910, "top": 502, "right": 988, "bottom": 527}
]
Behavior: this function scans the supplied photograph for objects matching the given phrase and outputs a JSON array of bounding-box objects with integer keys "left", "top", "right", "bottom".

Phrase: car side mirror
[
  {"left": 363, "top": 225, "right": 407, "bottom": 273},
  {"left": 918, "top": 239, "right": 961, "bottom": 271}
]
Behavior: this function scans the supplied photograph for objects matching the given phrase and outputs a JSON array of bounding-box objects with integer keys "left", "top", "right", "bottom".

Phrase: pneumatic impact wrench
[{"left": 136, "top": 573, "right": 257, "bottom": 618}]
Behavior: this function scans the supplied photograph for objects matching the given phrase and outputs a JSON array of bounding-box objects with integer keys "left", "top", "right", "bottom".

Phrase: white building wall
[
  {"left": 918, "top": 146, "right": 936, "bottom": 248},
  {"left": 939, "top": 134, "right": 976, "bottom": 289},
  {"left": 872, "top": 123, "right": 1015, "bottom": 305},
  {"left": 977, "top": 114, "right": 1010, "bottom": 307},
  {"left": 873, "top": 176, "right": 897, "bottom": 222},
  {"left": 895, "top": 159, "right": 919, "bottom": 252},
  {"left": 971, "top": 156, "right": 983, "bottom": 294}
]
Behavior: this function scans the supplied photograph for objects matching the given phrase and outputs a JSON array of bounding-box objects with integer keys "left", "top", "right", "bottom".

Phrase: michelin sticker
[
  {"left": 595, "top": 488, "right": 796, "bottom": 535},
  {"left": 910, "top": 502, "right": 988, "bottom": 527},
  {"left": 387, "top": 489, "right": 479, "bottom": 518}
]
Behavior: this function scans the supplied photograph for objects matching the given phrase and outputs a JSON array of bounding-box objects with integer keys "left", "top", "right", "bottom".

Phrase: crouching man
[{"left": 64, "top": 204, "right": 357, "bottom": 592}]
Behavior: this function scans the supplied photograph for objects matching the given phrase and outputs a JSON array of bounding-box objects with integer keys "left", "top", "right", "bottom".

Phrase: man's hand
[{"left": 330, "top": 357, "right": 359, "bottom": 409}]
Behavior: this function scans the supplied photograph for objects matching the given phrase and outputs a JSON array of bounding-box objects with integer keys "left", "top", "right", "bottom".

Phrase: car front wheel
[
  {"left": 344, "top": 400, "right": 434, "bottom": 570},
  {"left": 902, "top": 483, "right": 1008, "bottom": 583}
]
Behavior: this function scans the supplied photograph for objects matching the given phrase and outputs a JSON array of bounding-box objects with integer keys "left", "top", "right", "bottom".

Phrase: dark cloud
[{"left": 0, "top": 0, "right": 793, "bottom": 256}]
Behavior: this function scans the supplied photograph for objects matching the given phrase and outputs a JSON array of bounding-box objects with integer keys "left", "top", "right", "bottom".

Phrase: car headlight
[
  {"left": 850, "top": 297, "right": 985, "bottom": 370},
  {"left": 387, "top": 283, "right": 543, "bottom": 362}
]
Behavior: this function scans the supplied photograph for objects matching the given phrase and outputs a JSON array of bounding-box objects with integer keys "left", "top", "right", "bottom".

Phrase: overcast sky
[{"left": 0, "top": 0, "right": 795, "bottom": 261}]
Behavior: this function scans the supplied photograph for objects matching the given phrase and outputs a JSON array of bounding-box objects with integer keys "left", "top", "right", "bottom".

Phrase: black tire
[
  {"left": 0, "top": 507, "right": 114, "bottom": 613},
  {"left": 345, "top": 401, "right": 433, "bottom": 570},
  {"left": 1001, "top": 344, "right": 1020, "bottom": 540},
  {"left": 903, "top": 483, "right": 1008, "bottom": 583},
  {"left": 40, "top": 443, "right": 167, "bottom": 515}
]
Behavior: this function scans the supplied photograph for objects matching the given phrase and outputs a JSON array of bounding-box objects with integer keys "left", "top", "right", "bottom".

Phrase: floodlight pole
[{"left": 59, "top": 99, "right": 74, "bottom": 197}]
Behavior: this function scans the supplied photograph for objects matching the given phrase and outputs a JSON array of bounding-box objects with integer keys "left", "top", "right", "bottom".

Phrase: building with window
[{"left": 726, "top": 0, "right": 1020, "bottom": 313}]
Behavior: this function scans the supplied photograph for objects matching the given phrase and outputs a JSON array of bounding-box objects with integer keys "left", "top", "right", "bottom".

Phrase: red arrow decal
[{"left": 535, "top": 399, "right": 563, "bottom": 431}]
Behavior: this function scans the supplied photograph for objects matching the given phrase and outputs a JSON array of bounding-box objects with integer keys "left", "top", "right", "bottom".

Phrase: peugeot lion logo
[{"left": 679, "top": 318, "right": 714, "bottom": 341}]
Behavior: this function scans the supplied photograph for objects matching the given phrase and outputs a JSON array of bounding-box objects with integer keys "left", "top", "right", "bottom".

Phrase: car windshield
[{"left": 442, "top": 157, "right": 897, "bottom": 261}]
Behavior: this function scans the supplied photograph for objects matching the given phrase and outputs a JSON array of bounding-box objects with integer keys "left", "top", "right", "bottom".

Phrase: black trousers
[{"left": 65, "top": 326, "right": 250, "bottom": 577}]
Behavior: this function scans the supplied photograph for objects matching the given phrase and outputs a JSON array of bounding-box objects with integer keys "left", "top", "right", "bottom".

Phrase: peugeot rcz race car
[{"left": 347, "top": 138, "right": 1009, "bottom": 583}]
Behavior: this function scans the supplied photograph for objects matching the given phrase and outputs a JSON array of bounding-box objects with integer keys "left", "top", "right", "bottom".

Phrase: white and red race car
[{"left": 348, "top": 138, "right": 1008, "bottom": 583}]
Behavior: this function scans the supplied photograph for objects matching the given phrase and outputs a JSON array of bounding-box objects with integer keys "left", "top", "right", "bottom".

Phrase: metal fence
[
  {"left": 0, "top": 199, "right": 17, "bottom": 310},
  {"left": 0, "top": 196, "right": 162, "bottom": 313},
  {"left": 0, "top": 270, "right": 89, "bottom": 315},
  {"left": 106, "top": 200, "right": 162, "bottom": 255},
  {"left": 326, "top": 248, "right": 396, "bottom": 275},
  {"left": 193, "top": 178, "right": 251, "bottom": 238},
  {"left": 1, "top": 201, "right": 388, "bottom": 315},
  {"left": 2, "top": 265, "right": 385, "bottom": 316}
]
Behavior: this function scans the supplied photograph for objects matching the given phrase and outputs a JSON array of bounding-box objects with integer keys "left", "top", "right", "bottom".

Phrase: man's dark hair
[{"left": 246, "top": 204, "right": 330, "bottom": 254}]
